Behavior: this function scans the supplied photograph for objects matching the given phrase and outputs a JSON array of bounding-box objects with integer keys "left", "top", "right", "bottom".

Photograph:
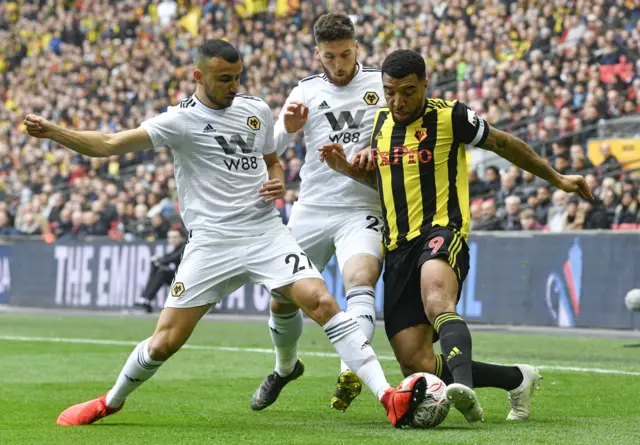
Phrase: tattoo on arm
[{"left": 481, "top": 126, "right": 561, "bottom": 185}]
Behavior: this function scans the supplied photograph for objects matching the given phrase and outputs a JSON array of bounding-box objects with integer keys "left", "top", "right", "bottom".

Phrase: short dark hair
[
  {"left": 381, "top": 50, "right": 426, "bottom": 81},
  {"left": 313, "top": 13, "right": 355, "bottom": 44},
  {"left": 195, "top": 39, "right": 240, "bottom": 65}
]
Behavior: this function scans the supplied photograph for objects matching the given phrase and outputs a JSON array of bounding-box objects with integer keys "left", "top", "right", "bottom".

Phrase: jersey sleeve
[
  {"left": 140, "top": 106, "right": 185, "bottom": 149},
  {"left": 274, "top": 85, "right": 304, "bottom": 156},
  {"left": 261, "top": 107, "right": 276, "bottom": 155},
  {"left": 451, "top": 101, "right": 489, "bottom": 147}
]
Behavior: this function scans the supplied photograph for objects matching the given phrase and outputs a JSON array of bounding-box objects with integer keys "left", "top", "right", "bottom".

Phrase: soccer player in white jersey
[
  {"left": 24, "top": 40, "right": 425, "bottom": 428},
  {"left": 251, "top": 13, "right": 385, "bottom": 413}
]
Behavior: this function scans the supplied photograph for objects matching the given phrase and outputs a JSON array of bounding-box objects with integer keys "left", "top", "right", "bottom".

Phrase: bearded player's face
[
  {"left": 196, "top": 57, "right": 242, "bottom": 109},
  {"left": 382, "top": 73, "right": 428, "bottom": 125},
  {"left": 316, "top": 40, "right": 358, "bottom": 86}
]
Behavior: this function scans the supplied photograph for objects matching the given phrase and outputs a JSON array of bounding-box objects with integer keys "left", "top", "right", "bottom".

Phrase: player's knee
[
  {"left": 422, "top": 283, "right": 457, "bottom": 323},
  {"left": 269, "top": 295, "right": 297, "bottom": 314},
  {"left": 343, "top": 267, "right": 377, "bottom": 289},
  {"left": 304, "top": 288, "right": 339, "bottom": 325},
  {"left": 397, "top": 351, "right": 437, "bottom": 377},
  {"left": 147, "top": 332, "right": 183, "bottom": 361}
]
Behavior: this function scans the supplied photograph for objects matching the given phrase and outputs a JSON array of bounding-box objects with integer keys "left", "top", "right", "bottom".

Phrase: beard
[
  {"left": 205, "top": 85, "right": 234, "bottom": 109},
  {"left": 320, "top": 59, "right": 358, "bottom": 86}
]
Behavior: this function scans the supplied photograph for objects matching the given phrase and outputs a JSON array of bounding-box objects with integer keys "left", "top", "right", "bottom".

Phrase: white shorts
[
  {"left": 164, "top": 224, "right": 323, "bottom": 309},
  {"left": 287, "top": 202, "right": 385, "bottom": 274}
]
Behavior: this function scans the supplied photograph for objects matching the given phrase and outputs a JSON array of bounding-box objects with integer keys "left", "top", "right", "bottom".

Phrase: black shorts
[{"left": 383, "top": 226, "right": 470, "bottom": 341}]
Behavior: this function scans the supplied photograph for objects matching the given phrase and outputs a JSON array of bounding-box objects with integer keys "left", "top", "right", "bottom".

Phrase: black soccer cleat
[{"left": 250, "top": 360, "right": 305, "bottom": 411}]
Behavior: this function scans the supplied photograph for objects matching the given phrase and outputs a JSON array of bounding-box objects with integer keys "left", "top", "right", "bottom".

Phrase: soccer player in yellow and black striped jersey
[{"left": 320, "top": 49, "right": 593, "bottom": 423}]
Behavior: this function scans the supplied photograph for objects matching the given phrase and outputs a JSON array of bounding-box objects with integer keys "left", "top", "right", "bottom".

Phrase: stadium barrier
[{"left": 5, "top": 232, "right": 640, "bottom": 330}]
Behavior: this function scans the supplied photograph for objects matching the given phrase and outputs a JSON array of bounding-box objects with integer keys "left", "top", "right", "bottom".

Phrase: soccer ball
[
  {"left": 625, "top": 289, "right": 640, "bottom": 312},
  {"left": 399, "top": 372, "right": 450, "bottom": 429}
]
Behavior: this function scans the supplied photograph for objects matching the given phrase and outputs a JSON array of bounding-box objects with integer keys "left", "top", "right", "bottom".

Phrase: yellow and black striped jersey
[{"left": 370, "top": 99, "right": 489, "bottom": 250}]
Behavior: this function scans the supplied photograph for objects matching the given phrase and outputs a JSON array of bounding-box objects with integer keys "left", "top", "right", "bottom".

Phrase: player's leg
[
  {"left": 419, "top": 229, "right": 485, "bottom": 423},
  {"left": 249, "top": 226, "right": 426, "bottom": 427},
  {"left": 57, "top": 234, "right": 240, "bottom": 426},
  {"left": 277, "top": 278, "right": 426, "bottom": 426},
  {"left": 331, "top": 211, "right": 384, "bottom": 411},
  {"left": 56, "top": 304, "right": 211, "bottom": 426},
  {"left": 250, "top": 296, "right": 305, "bottom": 411},
  {"left": 421, "top": 249, "right": 541, "bottom": 421},
  {"left": 252, "top": 205, "right": 335, "bottom": 410}
]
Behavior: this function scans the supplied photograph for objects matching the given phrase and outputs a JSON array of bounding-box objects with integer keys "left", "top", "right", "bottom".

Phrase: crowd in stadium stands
[{"left": 1, "top": 0, "right": 640, "bottom": 241}]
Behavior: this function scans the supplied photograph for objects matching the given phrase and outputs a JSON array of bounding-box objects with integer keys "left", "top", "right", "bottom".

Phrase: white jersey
[
  {"left": 275, "top": 64, "right": 385, "bottom": 209},
  {"left": 141, "top": 94, "right": 281, "bottom": 237}
]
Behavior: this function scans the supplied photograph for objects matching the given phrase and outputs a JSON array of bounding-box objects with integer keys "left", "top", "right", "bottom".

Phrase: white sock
[
  {"left": 341, "top": 286, "right": 376, "bottom": 373},
  {"left": 269, "top": 309, "right": 303, "bottom": 377},
  {"left": 105, "top": 338, "right": 164, "bottom": 408},
  {"left": 323, "top": 312, "right": 390, "bottom": 400}
]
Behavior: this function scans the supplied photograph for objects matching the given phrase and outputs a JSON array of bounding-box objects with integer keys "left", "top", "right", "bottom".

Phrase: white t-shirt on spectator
[
  {"left": 140, "top": 94, "right": 282, "bottom": 237},
  {"left": 157, "top": 0, "right": 177, "bottom": 26},
  {"left": 274, "top": 64, "right": 385, "bottom": 209}
]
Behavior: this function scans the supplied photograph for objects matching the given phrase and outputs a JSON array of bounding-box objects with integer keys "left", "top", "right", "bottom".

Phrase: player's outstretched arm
[
  {"left": 481, "top": 126, "right": 594, "bottom": 200},
  {"left": 24, "top": 114, "right": 152, "bottom": 158},
  {"left": 318, "top": 143, "right": 378, "bottom": 190}
]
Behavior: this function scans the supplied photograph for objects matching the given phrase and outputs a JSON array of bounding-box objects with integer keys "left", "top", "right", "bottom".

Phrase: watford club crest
[{"left": 415, "top": 128, "right": 428, "bottom": 142}]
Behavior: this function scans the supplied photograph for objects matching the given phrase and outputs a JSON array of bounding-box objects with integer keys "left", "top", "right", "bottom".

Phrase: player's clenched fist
[
  {"left": 259, "top": 179, "right": 286, "bottom": 203},
  {"left": 24, "top": 114, "right": 56, "bottom": 138}
]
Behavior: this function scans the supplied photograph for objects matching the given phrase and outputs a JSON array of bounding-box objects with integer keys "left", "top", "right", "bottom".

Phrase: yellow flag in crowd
[
  {"left": 179, "top": 8, "right": 201, "bottom": 36},
  {"left": 276, "top": 0, "right": 300, "bottom": 16},
  {"left": 236, "top": 0, "right": 268, "bottom": 18}
]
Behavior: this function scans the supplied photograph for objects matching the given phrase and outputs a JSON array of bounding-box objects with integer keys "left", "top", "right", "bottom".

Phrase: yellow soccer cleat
[{"left": 330, "top": 370, "right": 362, "bottom": 412}]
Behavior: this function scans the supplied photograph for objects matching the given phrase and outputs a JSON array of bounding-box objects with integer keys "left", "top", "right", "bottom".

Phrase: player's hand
[
  {"left": 353, "top": 147, "right": 377, "bottom": 172},
  {"left": 556, "top": 175, "right": 594, "bottom": 201},
  {"left": 283, "top": 101, "right": 309, "bottom": 133},
  {"left": 318, "top": 143, "right": 350, "bottom": 173},
  {"left": 259, "top": 179, "right": 286, "bottom": 203},
  {"left": 24, "top": 114, "right": 57, "bottom": 138}
]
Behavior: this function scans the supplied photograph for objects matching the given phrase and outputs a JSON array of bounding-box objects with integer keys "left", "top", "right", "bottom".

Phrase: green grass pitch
[{"left": 0, "top": 313, "right": 639, "bottom": 444}]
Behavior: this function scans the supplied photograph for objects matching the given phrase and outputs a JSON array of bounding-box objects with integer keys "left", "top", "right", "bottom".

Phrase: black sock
[
  {"left": 435, "top": 355, "right": 524, "bottom": 391},
  {"left": 434, "top": 312, "right": 473, "bottom": 388}
]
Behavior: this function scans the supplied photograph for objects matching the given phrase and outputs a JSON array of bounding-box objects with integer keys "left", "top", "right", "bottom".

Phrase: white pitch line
[{"left": 1, "top": 335, "right": 639, "bottom": 377}]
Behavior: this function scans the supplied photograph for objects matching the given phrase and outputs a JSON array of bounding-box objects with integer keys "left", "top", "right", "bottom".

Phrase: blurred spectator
[
  {"left": 496, "top": 174, "right": 520, "bottom": 204},
  {"left": 563, "top": 197, "right": 584, "bottom": 231},
  {"left": 613, "top": 191, "right": 638, "bottom": 226},
  {"left": 476, "top": 200, "right": 502, "bottom": 231},
  {"left": 597, "top": 143, "right": 622, "bottom": 176},
  {"left": 502, "top": 196, "right": 522, "bottom": 231},
  {"left": 469, "top": 201, "right": 483, "bottom": 230},
  {"left": 534, "top": 186, "right": 552, "bottom": 226},
  {"left": 484, "top": 166, "right": 501, "bottom": 195},
  {"left": 581, "top": 199, "right": 611, "bottom": 230},
  {"left": 548, "top": 190, "right": 569, "bottom": 232},
  {"left": 469, "top": 170, "right": 489, "bottom": 199},
  {"left": 519, "top": 209, "right": 543, "bottom": 231}
]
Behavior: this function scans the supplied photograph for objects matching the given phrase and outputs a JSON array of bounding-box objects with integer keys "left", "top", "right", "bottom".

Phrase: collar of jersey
[{"left": 192, "top": 94, "right": 230, "bottom": 112}]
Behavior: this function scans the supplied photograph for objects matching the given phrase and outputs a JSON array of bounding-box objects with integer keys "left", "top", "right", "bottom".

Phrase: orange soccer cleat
[
  {"left": 380, "top": 374, "right": 427, "bottom": 428},
  {"left": 56, "top": 393, "right": 124, "bottom": 426}
]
